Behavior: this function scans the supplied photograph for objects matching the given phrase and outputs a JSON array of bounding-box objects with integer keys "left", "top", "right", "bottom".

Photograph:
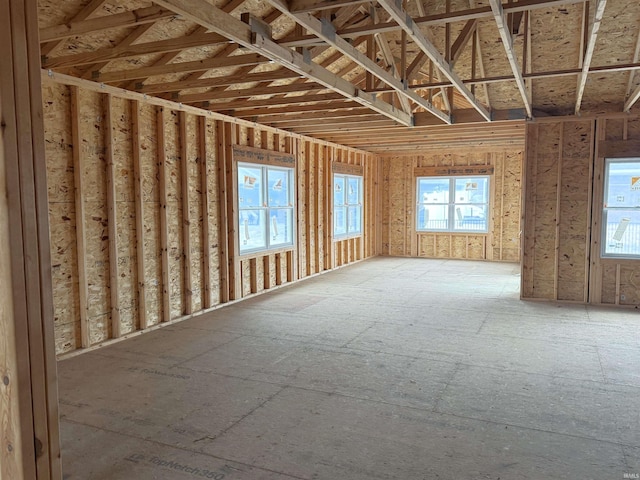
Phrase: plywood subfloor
[{"left": 58, "top": 257, "right": 640, "bottom": 479}]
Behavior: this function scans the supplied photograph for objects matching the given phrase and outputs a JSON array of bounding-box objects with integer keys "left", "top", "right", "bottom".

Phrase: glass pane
[
  {"left": 334, "top": 176, "right": 346, "bottom": 206},
  {"left": 347, "top": 206, "right": 362, "bottom": 234},
  {"left": 602, "top": 209, "right": 640, "bottom": 257},
  {"left": 239, "top": 209, "right": 266, "bottom": 253},
  {"left": 334, "top": 206, "right": 347, "bottom": 236},
  {"left": 267, "top": 168, "right": 291, "bottom": 207},
  {"left": 269, "top": 208, "right": 294, "bottom": 247},
  {"left": 418, "top": 178, "right": 449, "bottom": 204},
  {"left": 454, "top": 177, "right": 489, "bottom": 204},
  {"left": 605, "top": 160, "right": 640, "bottom": 209},
  {"left": 454, "top": 204, "right": 488, "bottom": 232},
  {"left": 347, "top": 177, "right": 361, "bottom": 205},
  {"left": 238, "top": 165, "right": 263, "bottom": 208},
  {"left": 417, "top": 204, "right": 449, "bottom": 230}
]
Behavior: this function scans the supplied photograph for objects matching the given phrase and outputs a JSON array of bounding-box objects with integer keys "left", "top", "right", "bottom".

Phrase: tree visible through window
[
  {"left": 602, "top": 158, "right": 640, "bottom": 258},
  {"left": 334, "top": 174, "right": 363, "bottom": 238},
  {"left": 416, "top": 176, "right": 490, "bottom": 233},
  {"left": 238, "top": 162, "right": 294, "bottom": 254}
]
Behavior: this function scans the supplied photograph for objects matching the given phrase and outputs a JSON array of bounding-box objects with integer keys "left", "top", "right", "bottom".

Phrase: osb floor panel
[{"left": 58, "top": 257, "right": 640, "bottom": 480}]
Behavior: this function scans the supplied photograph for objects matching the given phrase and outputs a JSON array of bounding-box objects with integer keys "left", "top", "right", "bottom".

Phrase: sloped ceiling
[{"left": 38, "top": 0, "right": 640, "bottom": 153}]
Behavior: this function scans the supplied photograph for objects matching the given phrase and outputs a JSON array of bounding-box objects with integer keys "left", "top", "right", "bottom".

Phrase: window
[
  {"left": 416, "top": 176, "right": 490, "bottom": 233},
  {"left": 238, "top": 162, "right": 294, "bottom": 254},
  {"left": 602, "top": 158, "right": 640, "bottom": 258},
  {"left": 334, "top": 174, "right": 363, "bottom": 238}
]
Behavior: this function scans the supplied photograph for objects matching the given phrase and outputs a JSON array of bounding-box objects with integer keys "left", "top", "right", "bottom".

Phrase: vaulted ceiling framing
[{"left": 39, "top": 0, "right": 640, "bottom": 153}]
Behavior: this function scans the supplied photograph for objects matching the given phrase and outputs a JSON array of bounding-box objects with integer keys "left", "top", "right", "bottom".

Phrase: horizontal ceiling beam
[
  {"left": 245, "top": 107, "right": 376, "bottom": 122},
  {"left": 279, "top": 0, "right": 585, "bottom": 47},
  {"left": 39, "top": 5, "right": 174, "bottom": 42},
  {"left": 377, "top": 0, "right": 491, "bottom": 121},
  {"left": 137, "top": 70, "right": 302, "bottom": 94},
  {"left": 236, "top": 103, "right": 365, "bottom": 118},
  {"left": 176, "top": 82, "right": 327, "bottom": 103},
  {"left": 367, "top": 62, "right": 640, "bottom": 92},
  {"left": 290, "top": 0, "right": 371, "bottom": 13},
  {"left": 153, "top": 0, "right": 413, "bottom": 126},
  {"left": 207, "top": 92, "right": 348, "bottom": 110},
  {"left": 92, "top": 53, "right": 267, "bottom": 83},
  {"left": 43, "top": 32, "right": 231, "bottom": 69}
]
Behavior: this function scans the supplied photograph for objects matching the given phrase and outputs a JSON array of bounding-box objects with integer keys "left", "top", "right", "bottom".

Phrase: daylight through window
[
  {"left": 334, "top": 174, "right": 363, "bottom": 238},
  {"left": 602, "top": 158, "right": 640, "bottom": 258},
  {"left": 416, "top": 176, "right": 490, "bottom": 233},
  {"left": 238, "top": 162, "right": 294, "bottom": 254}
]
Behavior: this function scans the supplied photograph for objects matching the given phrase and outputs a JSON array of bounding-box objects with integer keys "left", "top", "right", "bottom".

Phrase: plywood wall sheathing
[
  {"left": 523, "top": 114, "right": 640, "bottom": 306},
  {"left": 44, "top": 74, "right": 379, "bottom": 356},
  {"left": 381, "top": 147, "right": 522, "bottom": 262}
]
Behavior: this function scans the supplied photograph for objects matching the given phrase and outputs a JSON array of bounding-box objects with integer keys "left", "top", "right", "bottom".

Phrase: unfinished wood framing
[
  {"left": 1, "top": 0, "right": 61, "bottom": 476},
  {"left": 521, "top": 114, "right": 640, "bottom": 305},
  {"left": 381, "top": 147, "right": 523, "bottom": 262},
  {"left": 43, "top": 74, "right": 379, "bottom": 357}
]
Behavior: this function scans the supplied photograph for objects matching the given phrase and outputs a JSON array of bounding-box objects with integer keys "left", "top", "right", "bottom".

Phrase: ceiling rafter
[
  {"left": 40, "top": 0, "right": 106, "bottom": 57},
  {"left": 488, "top": 0, "right": 532, "bottom": 118},
  {"left": 290, "top": 0, "right": 371, "bottom": 13},
  {"left": 266, "top": 0, "right": 451, "bottom": 123},
  {"left": 177, "top": 82, "right": 327, "bottom": 104},
  {"left": 624, "top": 29, "right": 640, "bottom": 112},
  {"left": 205, "top": 92, "right": 348, "bottom": 110},
  {"left": 244, "top": 107, "right": 377, "bottom": 122},
  {"left": 138, "top": 70, "right": 303, "bottom": 94},
  {"left": 450, "top": 19, "right": 478, "bottom": 65},
  {"left": 235, "top": 102, "right": 364, "bottom": 118},
  {"left": 280, "top": 0, "right": 586, "bottom": 47},
  {"left": 575, "top": 0, "right": 607, "bottom": 115},
  {"left": 91, "top": 52, "right": 268, "bottom": 83},
  {"left": 625, "top": 83, "right": 640, "bottom": 112},
  {"left": 368, "top": 62, "right": 640, "bottom": 94},
  {"left": 377, "top": 0, "right": 491, "bottom": 121},
  {"left": 116, "top": 0, "right": 251, "bottom": 90},
  {"left": 39, "top": 5, "right": 174, "bottom": 42},
  {"left": 152, "top": 0, "right": 413, "bottom": 126},
  {"left": 42, "top": 32, "right": 230, "bottom": 69},
  {"left": 373, "top": 31, "right": 412, "bottom": 113}
]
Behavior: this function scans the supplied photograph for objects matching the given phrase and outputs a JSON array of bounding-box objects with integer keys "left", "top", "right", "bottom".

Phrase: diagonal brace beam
[
  {"left": 266, "top": 0, "right": 450, "bottom": 123},
  {"left": 489, "top": 0, "right": 532, "bottom": 117},
  {"left": 574, "top": 0, "right": 607, "bottom": 115},
  {"left": 377, "top": 0, "right": 491, "bottom": 121}
]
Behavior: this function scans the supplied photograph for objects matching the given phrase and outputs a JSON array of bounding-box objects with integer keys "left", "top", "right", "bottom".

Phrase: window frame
[
  {"left": 416, "top": 175, "right": 491, "bottom": 234},
  {"left": 333, "top": 173, "right": 363, "bottom": 240},
  {"left": 237, "top": 161, "right": 295, "bottom": 255},
  {"left": 601, "top": 157, "right": 640, "bottom": 260}
]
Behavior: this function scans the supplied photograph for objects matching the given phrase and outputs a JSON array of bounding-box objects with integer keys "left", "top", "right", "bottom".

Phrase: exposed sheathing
[
  {"left": 523, "top": 115, "right": 640, "bottom": 306},
  {"left": 523, "top": 119, "right": 594, "bottom": 301},
  {"left": 44, "top": 76, "right": 378, "bottom": 356},
  {"left": 380, "top": 148, "right": 522, "bottom": 261},
  {"left": 43, "top": 81, "right": 81, "bottom": 352},
  {"left": 589, "top": 115, "right": 640, "bottom": 306}
]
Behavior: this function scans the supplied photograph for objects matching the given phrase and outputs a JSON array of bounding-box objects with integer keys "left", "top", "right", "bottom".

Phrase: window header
[
  {"left": 332, "top": 162, "right": 364, "bottom": 176},
  {"left": 414, "top": 165, "right": 495, "bottom": 177},
  {"left": 233, "top": 145, "right": 295, "bottom": 168}
]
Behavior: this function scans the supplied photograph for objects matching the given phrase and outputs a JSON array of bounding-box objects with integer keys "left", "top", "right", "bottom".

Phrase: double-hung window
[
  {"left": 334, "top": 174, "right": 363, "bottom": 238},
  {"left": 238, "top": 162, "right": 294, "bottom": 254},
  {"left": 416, "top": 176, "right": 490, "bottom": 233},
  {"left": 602, "top": 158, "right": 640, "bottom": 258}
]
